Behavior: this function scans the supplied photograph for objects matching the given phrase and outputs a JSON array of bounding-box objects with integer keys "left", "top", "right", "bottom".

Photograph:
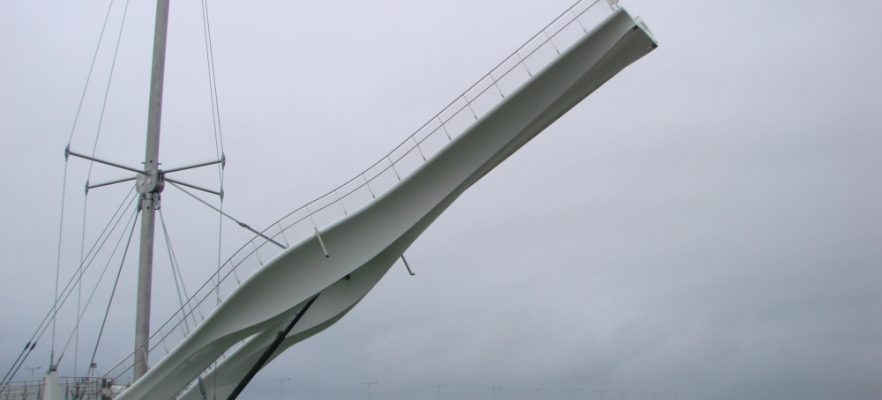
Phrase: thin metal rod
[
  {"left": 87, "top": 176, "right": 137, "bottom": 191},
  {"left": 168, "top": 182, "right": 286, "bottom": 250},
  {"left": 314, "top": 227, "right": 329, "bottom": 258},
  {"left": 91, "top": 206, "right": 140, "bottom": 371},
  {"left": 0, "top": 343, "right": 30, "bottom": 389},
  {"left": 134, "top": 0, "right": 170, "bottom": 381},
  {"left": 363, "top": 175, "right": 376, "bottom": 199},
  {"left": 226, "top": 294, "right": 320, "bottom": 400},
  {"left": 334, "top": 190, "right": 349, "bottom": 216},
  {"left": 413, "top": 137, "right": 427, "bottom": 161},
  {"left": 465, "top": 98, "right": 479, "bottom": 120},
  {"left": 66, "top": 147, "right": 143, "bottom": 175},
  {"left": 162, "top": 157, "right": 224, "bottom": 174},
  {"left": 571, "top": 10, "right": 589, "bottom": 33},
  {"left": 544, "top": 31, "right": 561, "bottom": 55},
  {"left": 388, "top": 157, "right": 401, "bottom": 181},
  {"left": 400, "top": 254, "right": 415, "bottom": 276},
  {"left": 165, "top": 178, "right": 222, "bottom": 197},
  {"left": 517, "top": 52, "right": 533, "bottom": 77}
]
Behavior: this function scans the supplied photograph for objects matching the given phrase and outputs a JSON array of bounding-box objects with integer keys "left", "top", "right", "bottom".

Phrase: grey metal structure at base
[{"left": 117, "top": 7, "right": 656, "bottom": 400}]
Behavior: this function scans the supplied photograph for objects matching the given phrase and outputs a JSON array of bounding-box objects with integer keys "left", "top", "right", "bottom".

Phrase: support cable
[
  {"left": 201, "top": 0, "right": 225, "bottom": 159},
  {"left": 89, "top": 205, "right": 140, "bottom": 367},
  {"left": 0, "top": 343, "right": 31, "bottom": 391},
  {"left": 56, "top": 194, "right": 140, "bottom": 365},
  {"left": 0, "top": 342, "right": 36, "bottom": 393},
  {"left": 43, "top": 0, "right": 125, "bottom": 378},
  {"left": 65, "top": 0, "right": 117, "bottom": 145},
  {"left": 202, "top": 0, "right": 227, "bottom": 344},
  {"left": 64, "top": 0, "right": 120, "bottom": 373},
  {"left": 158, "top": 209, "right": 195, "bottom": 334},
  {"left": 1, "top": 188, "right": 134, "bottom": 387},
  {"left": 51, "top": 161, "right": 71, "bottom": 369},
  {"left": 85, "top": 0, "right": 132, "bottom": 181},
  {"left": 104, "top": 226, "right": 245, "bottom": 381},
  {"left": 74, "top": 190, "right": 90, "bottom": 377},
  {"left": 216, "top": 186, "right": 225, "bottom": 309}
]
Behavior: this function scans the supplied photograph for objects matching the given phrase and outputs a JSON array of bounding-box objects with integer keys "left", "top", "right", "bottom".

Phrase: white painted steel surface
[
  {"left": 117, "top": 7, "right": 656, "bottom": 399},
  {"left": 40, "top": 370, "right": 61, "bottom": 400}
]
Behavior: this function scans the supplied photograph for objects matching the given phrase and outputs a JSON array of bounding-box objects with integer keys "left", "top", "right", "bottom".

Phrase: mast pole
[{"left": 134, "top": 0, "right": 170, "bottom": 381}]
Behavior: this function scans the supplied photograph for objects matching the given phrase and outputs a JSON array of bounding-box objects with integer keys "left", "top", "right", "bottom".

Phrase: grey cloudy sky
[{"left": 1, "top": 1, "right": 881, "bottom": 400}]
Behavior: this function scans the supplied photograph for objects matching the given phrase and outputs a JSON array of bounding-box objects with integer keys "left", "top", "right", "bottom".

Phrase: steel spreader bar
[
  {"left": 66, "top": 146, "right": 143, "bottom": 175},
  {"left": 165, "top": 178, "right": 222, "bottom": 197},
  {"left": 87, "top": 176, "right": 137, "bottom": 192},
  {"left": 168, "top": 182, "right": 286, "bottom": 250},
  {"left": 162, "top": 156, "right": 224, "bottom": 174}
]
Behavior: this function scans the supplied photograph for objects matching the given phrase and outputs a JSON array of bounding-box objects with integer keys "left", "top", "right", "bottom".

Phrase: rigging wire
[
  {"left": 11, "top": 0, "right": 236, "bottom": 390},
  {"left": 100, "top": 0, "right": 234, "bottom": 377},
  {"left": 41, "top": 0, "right": 132, "bottom": 383},
  {"left": 56, "top": 192, "right": 140, "bottom": 366},
  {"left": 38, "top": 0, "right": 126, "bottom": 380},
  {"left": 167, "top": 182, "right": 286, "bottom": 250},
  {"left": 166, "top": 211, "right": 207, "bottom": 323},
  {"left": 50, "top": 161, "right": 70, "bottom": 370},
  {"left": 68, "top": 0, "right": 235, "bottom": 383},
  {"left": 85, "top": 0, "right": 133, "bottom": 182},
  {"left": 40, "top": 0, "right": 130, "bottom": 380},
  {"left": 0, "top": 343, "right": 32, "bottom": 392},
  {"left": 98, "top": 182, "right": 289, "bottom": 379},
  {"left": 216, "top": 190, "right": 225, "bottom": 308},
  {"left": 66, "top": 0, "right": 120, "bottom": 375},
  {"left": 158, "top": 209, "right": 196, "bottom": 335},
  {"left": 89, "top": 205, "right": 140, "bottom": 368},
  {"left": 75, "top": 193, "right": 88, "bottom": 377},
  {"left": 65, "top": 0, "right": 117, "bottom": 146},
  {"left": 201, "top": 0, "right": 226, "bottom": 159},
  {"left": 104, "top": 226, "right": 251, "bottom": 381},
  {"left": 201, "top": 0, "right": 227, "bottom": 330},
  {"left": 74, "top": 0, "right": 131, "bottom": 377},
  {"left": 1, "top": 188, "right": 135, "bottom": 387}
]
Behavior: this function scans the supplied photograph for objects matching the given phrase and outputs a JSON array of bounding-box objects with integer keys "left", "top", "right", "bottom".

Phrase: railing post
[
  {"left": 437, "top": 117, "right": 452, "bottom": 141},
  {"left": 516, "top": 53, "right": 533, "bottom": 77},
  {"left": 250, "top": 241, "right": 264, "bottom": 267},
  {"left": 277, "top": 223, "right": 291, "bottom": 246},
  {"left": 413, "top": 137, "right": 427, "bottom": 161},
  {"left": 490, "top": 72, "right": 506, "bottom": 99},
  {"left": 388, "top": 156, "right": 402, "bottom": 181},
  {"left": 464, "top": 96, "right": 479, "bottom": 120},
  {"left": 362, "top": 175, "right": 376, "bottom": 199},
  {"left": 570, "top": 9, "right": 588, "bottom": 33},
  {"left": 334, "top": 189, "right": 349, "bottom": 215},
  {"left": 544, "top": 31, "right": 561, "bottom": 55},
  {"left": 305, "top": 205, "right": 328, "bottom": 257}
]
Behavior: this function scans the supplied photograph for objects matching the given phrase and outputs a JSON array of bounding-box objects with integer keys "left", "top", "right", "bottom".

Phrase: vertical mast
[{"left": 134, "top": 0, "right": 170, "bottom": 381}]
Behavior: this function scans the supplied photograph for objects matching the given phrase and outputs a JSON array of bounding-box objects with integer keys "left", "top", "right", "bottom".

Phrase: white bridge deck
[{"left": 101, "top": 2, "right": 657, "bottom": 399}]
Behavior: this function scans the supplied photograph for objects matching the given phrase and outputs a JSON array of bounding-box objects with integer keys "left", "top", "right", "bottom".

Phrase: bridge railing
[
  {"left": 104, "top": 0, "right": 619, "bottom": 383},
  {"left": 0, "top": 377, "right": 119, "bottom": 400}
]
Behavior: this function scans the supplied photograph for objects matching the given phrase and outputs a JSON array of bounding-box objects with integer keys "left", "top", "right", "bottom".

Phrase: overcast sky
[{"left": 1, "top": 1, "right": 881, "bottom": 399}]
